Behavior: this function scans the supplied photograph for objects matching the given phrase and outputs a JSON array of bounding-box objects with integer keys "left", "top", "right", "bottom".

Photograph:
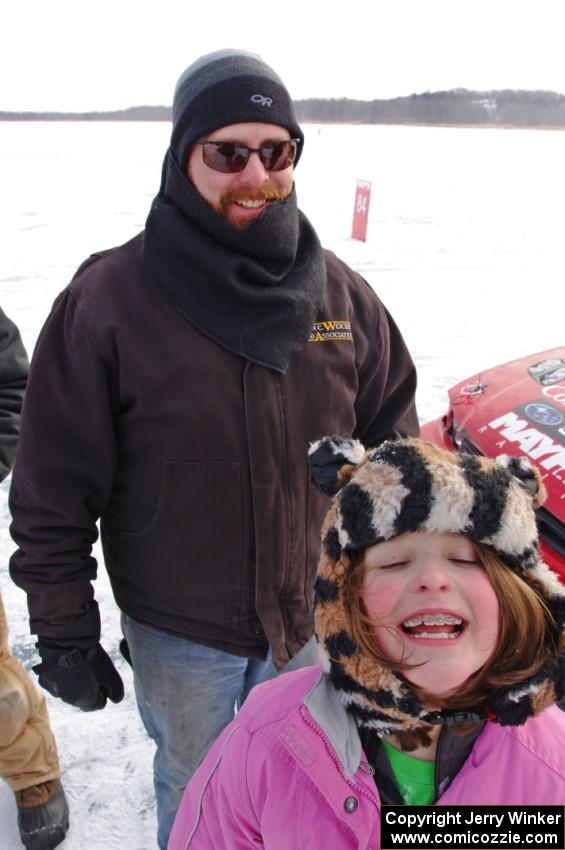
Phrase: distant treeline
[
  {"left": 2, "top": 90, "right": 565, "bottom": 127},
  {"left": 296, "top": 89, "right": 565, "bottom": 127},
  {"left": 0, "top": 105, "right": 170, "bottom": 121}
]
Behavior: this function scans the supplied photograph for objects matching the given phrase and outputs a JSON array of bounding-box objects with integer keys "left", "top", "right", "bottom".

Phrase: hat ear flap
[
  {"left": 496, "top": 455, "right": 547, "bottom": 507},
  {"left": 308, "top": 436, "right": 367, "bottom": 496}
]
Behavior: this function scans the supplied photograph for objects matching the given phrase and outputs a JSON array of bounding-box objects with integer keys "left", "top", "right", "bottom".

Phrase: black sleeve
[
  {"left": 0, "top": 307, "right": 29, "bottom": 481},
  {"left": 354, "top": 286, "right": 419, "bottom": 447},
  {"left": 9, "top": 289, "right": 117, "bottom": 640}
]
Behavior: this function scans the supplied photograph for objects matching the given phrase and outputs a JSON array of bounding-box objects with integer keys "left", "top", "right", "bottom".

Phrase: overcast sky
[{"left": 3, "top": 0, "right": 565, "bottom": 112}]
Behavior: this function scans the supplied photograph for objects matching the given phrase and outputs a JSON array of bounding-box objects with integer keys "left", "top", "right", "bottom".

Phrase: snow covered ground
[{"left": 0, "top": 121, "right": 563, "bottom": 847}]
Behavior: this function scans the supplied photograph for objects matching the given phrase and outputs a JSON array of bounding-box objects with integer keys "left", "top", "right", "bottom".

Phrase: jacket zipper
[
  {"left": 277, "top": 375, "right": 293, "bottom": 599},
  {"left": 433, "top": 727, "right": 441, "bottom": 801},
  {"left": 299, "top": 705, "right": 379, "bottom": 806}
]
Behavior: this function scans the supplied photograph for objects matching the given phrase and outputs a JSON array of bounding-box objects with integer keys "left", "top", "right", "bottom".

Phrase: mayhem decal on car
[{"left": 482, "top": 410, "right": 565, "bottom": 481}]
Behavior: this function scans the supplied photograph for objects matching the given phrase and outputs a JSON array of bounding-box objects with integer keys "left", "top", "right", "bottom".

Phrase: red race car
[{"left": 421, "top": 347, "right": 565, "bottom": 583}]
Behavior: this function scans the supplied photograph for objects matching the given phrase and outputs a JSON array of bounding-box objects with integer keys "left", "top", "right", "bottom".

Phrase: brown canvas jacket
[{"left": 9, "top": 233, "right": 418, "bottom": 668}]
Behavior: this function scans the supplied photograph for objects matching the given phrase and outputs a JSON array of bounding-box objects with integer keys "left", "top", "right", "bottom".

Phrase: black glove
[{"left": 33, "top": 641, "right": 125, "bottom": 712}]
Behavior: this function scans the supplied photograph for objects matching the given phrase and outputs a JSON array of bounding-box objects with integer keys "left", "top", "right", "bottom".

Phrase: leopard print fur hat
[{"left": 309, "top": 436, "right": 565, "bottom": 732}]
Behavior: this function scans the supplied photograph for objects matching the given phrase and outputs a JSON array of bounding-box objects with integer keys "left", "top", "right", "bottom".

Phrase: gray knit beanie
[{"left": 170, "top": 49, "right": 304, "bottom": 170}]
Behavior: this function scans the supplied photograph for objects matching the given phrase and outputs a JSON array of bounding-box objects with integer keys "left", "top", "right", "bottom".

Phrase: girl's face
[{"left": 362, "top": 531, "right": 500, "bottom": 696}]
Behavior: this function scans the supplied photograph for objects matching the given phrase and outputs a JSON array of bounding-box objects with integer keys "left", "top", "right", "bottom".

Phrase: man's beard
[{"left": 217, "top": 184, "right": 292, "bottom": 229}]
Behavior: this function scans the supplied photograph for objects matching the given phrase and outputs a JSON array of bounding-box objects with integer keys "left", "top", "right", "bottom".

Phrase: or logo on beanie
[{"left": 251, "top": 93, "right": 273, "bottom": 107}]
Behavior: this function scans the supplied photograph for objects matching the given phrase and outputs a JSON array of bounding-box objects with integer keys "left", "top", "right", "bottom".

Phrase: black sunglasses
[{"left": 195, "top": 139, "right": 300, "bottom": 173}]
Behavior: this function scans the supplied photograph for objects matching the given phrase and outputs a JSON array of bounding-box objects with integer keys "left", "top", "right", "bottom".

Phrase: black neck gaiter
[{"left": 143, "top": 150, "right": 326, "bottom": 373}]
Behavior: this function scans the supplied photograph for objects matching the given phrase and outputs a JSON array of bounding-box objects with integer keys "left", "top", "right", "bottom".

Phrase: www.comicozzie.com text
[{"left": 382, "top": 808, "right": 564, "bottom": 848}]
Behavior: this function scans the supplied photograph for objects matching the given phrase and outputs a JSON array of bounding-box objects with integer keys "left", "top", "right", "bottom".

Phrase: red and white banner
[{"left": 351, "top": 179, "right": 372, "bottom": 242}]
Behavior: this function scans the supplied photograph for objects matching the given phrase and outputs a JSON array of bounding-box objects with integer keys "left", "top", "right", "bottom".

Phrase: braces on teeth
[{"left": 403, "top": 614, "right": 463, "bottom": 627}]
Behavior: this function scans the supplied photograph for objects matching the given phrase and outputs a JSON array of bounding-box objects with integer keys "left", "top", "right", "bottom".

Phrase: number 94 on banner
[{"left": 351, "top": 179, "right": 372, "bottom": 242}]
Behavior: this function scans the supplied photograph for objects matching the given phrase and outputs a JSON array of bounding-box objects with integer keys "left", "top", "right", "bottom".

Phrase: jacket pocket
[{"left": 118, "top": 460, "right": 243, "bottom": 626}]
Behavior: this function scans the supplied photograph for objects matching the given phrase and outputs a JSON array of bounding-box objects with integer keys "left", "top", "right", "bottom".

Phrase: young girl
[{"left": 168, "top": 437, "right": 565, "bottom": 849}]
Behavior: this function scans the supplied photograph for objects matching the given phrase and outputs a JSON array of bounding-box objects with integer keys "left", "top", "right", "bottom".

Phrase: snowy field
[{"left": 0, "top": 121, "right": 563, "bottom": 847}]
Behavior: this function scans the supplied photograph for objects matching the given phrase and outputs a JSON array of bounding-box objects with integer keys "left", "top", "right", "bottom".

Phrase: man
[
  {"left": 9, "top": 50, "right": 418, "bottom": 848},
  {"left": 0, "top": 307, "right": 69, "bottom": 850}
]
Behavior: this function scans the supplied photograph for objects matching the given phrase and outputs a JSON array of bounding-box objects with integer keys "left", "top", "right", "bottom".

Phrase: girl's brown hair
[{"left": 345, "top": 542, "right": 558, "bottom": 749}]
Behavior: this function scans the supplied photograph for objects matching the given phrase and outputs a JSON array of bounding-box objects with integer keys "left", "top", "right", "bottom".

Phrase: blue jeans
[{"left": 121, "top": 614, "right": 318, "bottom": 849}]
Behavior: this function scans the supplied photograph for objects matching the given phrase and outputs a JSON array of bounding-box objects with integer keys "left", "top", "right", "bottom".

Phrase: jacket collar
[
  {"left": 303, "top": 669, "right": 485, "bottom": 800},
  {"left": 303, "top": 669, "right": 362, "bottom": 777}
]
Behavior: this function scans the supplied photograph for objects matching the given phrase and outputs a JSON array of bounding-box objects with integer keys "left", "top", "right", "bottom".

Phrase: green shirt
[{"left": 381, "top": 740, "right": 436, "bottom": 805}]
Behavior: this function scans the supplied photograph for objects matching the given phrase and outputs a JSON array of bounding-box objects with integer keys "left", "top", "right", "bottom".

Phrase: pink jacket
[{"left": 168, "top": 666, "right": 565, "bottom": 850}]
